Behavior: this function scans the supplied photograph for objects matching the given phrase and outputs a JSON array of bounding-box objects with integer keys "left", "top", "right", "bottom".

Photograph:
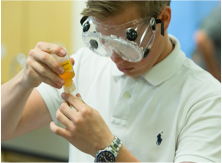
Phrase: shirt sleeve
[
  {"left": 36, "top": 83, "right": 64, "bottom": 124},
  {"left": 174, "top": 93, "right": 221, "bottom": 162}
]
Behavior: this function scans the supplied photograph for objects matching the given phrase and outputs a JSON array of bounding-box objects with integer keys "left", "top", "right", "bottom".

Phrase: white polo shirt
[{"left": 37, "top": 35, "right": 221, "bottom": 162}]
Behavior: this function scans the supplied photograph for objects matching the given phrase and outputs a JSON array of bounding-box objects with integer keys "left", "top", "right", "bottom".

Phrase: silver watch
[{"left": 94, "top": 136, "right": 122, "bottom": 162}]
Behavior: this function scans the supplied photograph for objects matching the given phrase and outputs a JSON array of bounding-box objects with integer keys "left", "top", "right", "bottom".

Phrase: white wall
[{"left": 71, "top": 0, "right": 87, "bottom": 55}]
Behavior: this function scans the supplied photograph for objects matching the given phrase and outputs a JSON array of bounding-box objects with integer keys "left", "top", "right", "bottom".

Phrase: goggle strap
[
  {"left": 80, "top": 16, "right": 89, "bottom": 25},
  {"left": 156, "top": 19, "right": 164, "bottom": 36},
  {"left": 143, "top": 48, "right": 150, "bottom": 58}
]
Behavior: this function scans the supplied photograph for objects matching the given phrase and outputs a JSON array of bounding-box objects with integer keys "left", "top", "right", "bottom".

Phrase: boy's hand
[
  {"left": 22, "top": 42, "right": 74, "bottom": 89},
  {"left": 50, "top": 93, "right": 114, "bottom": 157}
]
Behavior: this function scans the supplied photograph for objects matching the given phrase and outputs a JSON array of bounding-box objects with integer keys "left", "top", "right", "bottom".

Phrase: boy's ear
[{"left": 157, "top": 6, "right": 171, "bottom": 31}]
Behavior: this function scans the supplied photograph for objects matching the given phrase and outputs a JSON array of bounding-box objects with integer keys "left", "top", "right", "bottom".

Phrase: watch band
[
  {"left": 94, "top": 135, "right": 122, "bottom": 162},
  {"left": 109, "top": 135, "right": 122, "bottom": 158}
]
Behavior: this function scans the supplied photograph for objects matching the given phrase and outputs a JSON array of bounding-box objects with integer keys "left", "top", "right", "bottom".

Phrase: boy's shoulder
[{"left": 182, "top": 57, "right": 221, "bottom": 94}]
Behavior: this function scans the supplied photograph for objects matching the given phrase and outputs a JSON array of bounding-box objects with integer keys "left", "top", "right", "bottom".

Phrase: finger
[
  {"left": 61, "top": 93, "right": 84, "bottom": 112},
  {"left": 37, "top": 71, "right": 63, "bottom": 89},
  {"left": 25, "top": 60, "right": 61, "bottom": 88},
  {"left": 31, "top": 60, "right": 65, "bottom": 88},
  {"left": 29, "top": 49, "right": 65, "bottom": 75},
  {"left": 50, "top": 121, "right": 71, "bottom": 139},
  {"left": 60, "top": 101, "right": 78, "bottom": 122},
  {"left": 70, "top": 57, "right": 75, "bottom": 66},
  {"left": 35, "top": 42, "right": 66, "bottom": 57},
  {"left": 76, "top": 93, "right": 84, "bottom": 103},
  {"left": 56, "top": 109, "right": 73, "bottom": 129}
]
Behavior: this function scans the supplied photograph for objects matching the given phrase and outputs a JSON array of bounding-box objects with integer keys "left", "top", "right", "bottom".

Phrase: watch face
[{"left": 97, "top": 150, "right": 115, "bottom": 162}]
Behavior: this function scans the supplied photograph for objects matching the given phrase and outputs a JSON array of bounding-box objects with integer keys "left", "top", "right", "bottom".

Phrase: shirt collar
[
  {"left": 111, "top": 35, "right": 186, "bottom": 85},
  {"left": 142, "top": 35, "right": 186, "bottom": 86}
]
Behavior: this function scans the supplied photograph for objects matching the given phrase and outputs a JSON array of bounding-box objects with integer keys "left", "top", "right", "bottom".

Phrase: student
[{"left": 2, "top": 1, "right": 221, "bottom": 162}]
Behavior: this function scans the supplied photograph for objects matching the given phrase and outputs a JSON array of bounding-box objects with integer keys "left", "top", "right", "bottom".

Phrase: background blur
[
  {"left": 168, "top": 0, "right": 220, "bottom": 58},
  {"left": 1, "top": 0, "right": 220, "bottom": 162}
]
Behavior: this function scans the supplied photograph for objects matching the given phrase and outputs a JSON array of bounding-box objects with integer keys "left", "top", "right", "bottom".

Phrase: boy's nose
[{"left": 110, "top": 51, "right": 124, "bottom": 64}]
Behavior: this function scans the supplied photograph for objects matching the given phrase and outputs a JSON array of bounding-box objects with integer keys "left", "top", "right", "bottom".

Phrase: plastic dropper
[{"left": 53, "top": 48, "right": 76, "bottom": 95}]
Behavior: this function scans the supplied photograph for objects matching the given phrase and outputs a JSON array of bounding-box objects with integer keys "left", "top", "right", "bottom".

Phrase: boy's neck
[{"left": 155, "top": 33, "right": 175, "bottom": 66}]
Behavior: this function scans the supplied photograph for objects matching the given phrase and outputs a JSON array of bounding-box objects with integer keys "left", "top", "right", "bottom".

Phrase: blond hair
[{"left": 81, "top": 1, "right": 171, "bottom": 19}]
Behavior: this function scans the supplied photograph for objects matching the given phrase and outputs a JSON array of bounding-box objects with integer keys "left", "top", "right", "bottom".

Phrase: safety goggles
[{"left": 80, "top": 16, "right": 164, "bottom": 62}]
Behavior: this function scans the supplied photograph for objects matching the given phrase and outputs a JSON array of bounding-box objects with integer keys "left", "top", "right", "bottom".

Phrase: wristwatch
[{"left": 94, "top": 136, "right": 122, "bottom": 162}]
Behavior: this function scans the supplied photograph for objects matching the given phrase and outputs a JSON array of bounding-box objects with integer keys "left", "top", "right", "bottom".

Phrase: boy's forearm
[{"left": 1, "top": 70, "right": 34, "bottom": 141}]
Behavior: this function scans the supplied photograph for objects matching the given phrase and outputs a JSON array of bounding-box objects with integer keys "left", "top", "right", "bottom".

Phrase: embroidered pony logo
[{"left": 156, "top": 132, "right": 163, "bottom": 146}]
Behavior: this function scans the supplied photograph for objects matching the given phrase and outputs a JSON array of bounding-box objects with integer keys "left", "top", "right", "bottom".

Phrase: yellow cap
[{"left": 64, "top": 82, "right": 76, "bottom": 94}]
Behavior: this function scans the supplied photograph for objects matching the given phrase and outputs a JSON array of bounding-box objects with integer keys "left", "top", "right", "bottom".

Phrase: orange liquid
[{"left": 59, "top": 70, "right": 75, "bottom": 86}]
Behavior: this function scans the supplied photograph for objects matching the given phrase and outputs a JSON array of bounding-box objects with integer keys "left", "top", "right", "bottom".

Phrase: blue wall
[{"left": 168, "top": 1, "right": 220, "bottom": 58}]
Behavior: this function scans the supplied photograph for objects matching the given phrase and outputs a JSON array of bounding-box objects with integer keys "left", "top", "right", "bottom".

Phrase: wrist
[
  {"left": 95, "top": 134, "right": 114, "bottom": 153},
  {"left": 19, "top": 68, "right": 40, "bottom": 90},
  {"left": 94, "top": 135, "right": 122, "bottom": 162}
]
